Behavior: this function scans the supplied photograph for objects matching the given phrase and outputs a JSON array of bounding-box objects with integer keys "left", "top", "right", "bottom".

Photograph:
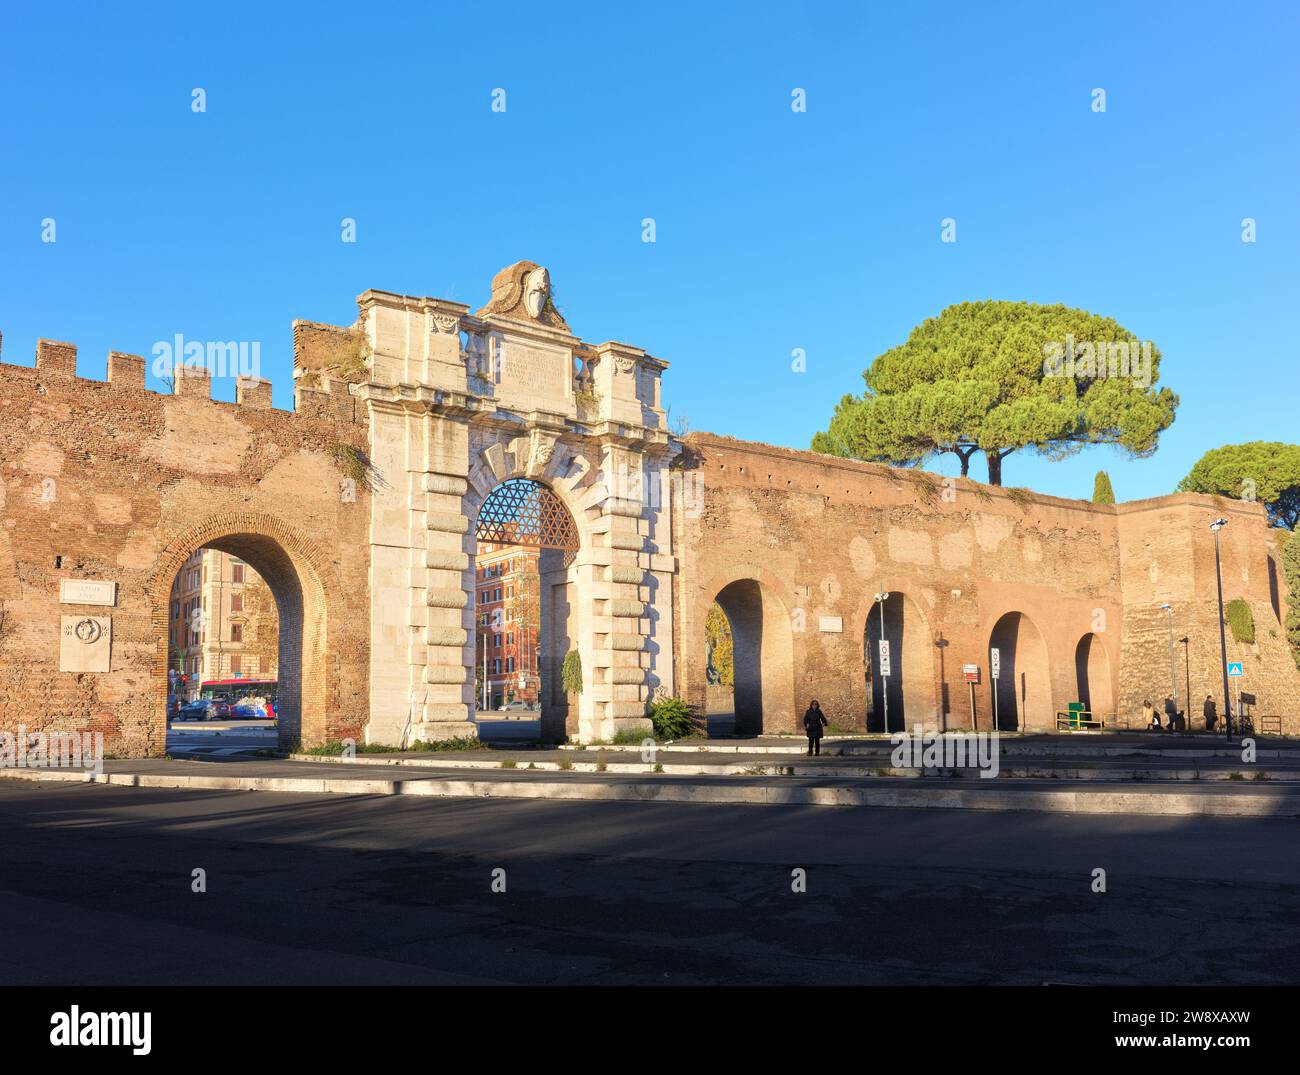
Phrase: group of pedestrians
[
  {"left": 801, "top": 692, "right": 1237, "bottom": 751},
  {"left": 1142, "top": 695, "right": 1222, "bottom": 733}
]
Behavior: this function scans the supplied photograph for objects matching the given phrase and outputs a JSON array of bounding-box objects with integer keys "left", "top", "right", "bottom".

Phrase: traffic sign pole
[{"left": 990, "top": 647, "right": 1001, "bottom": 732}]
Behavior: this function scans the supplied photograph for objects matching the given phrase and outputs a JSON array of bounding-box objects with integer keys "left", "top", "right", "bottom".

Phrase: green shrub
[
  {"left": 561, "top": 650, "right": 583, "bottom": 695},
  {"left": 647, "top": 695, "right": 695, "bottom": 740},
  {"left": 1225, "top": 598, "right": 1255, "bottom": 645}
]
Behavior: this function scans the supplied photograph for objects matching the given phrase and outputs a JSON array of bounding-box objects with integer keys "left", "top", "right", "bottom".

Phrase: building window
[
  {"left": 230, "top": 623, "right": 243, "bottom": 643},
  {"left": 506, "top": 657, "right": 514, "bottom": 673},
  {"left": 494, "top": 633, "right": 501, "bottom": 649},
  {"left": 232, "top": 564, "right": 245, "bottom": 584},
  {"left": 230, "top": 593, "right": 243, "bottom": 613},
  {"left": 230, "top": 656, "right": 241, "bottom": 676},
  {"left": 493, "top": 658, "right": 501, "bottom": 675}
]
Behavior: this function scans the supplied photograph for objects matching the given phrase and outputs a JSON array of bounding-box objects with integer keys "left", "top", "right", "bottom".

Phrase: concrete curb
[
  {"left": 4, "top": 765, "right": 1300, "bottom": 817},
  {"left": 285, "top": 753, "right": 1300, "bottom": 783},
  {"left": 554, "top": 740, "right": 1298, "bottom": 760}
]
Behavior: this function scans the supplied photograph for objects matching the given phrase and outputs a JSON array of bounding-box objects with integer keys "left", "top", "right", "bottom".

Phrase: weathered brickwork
[
  {"left": 673, "top": 434, "right": 1300, "bottom": 735},
  {"left": 0, "top": 336, "right": 371, "bottom": 755}
]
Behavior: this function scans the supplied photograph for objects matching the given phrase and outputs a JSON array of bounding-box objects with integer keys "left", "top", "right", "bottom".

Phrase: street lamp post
[
  {"left": 1210, "top": 518, "right": 1231, "bottom": 740},
  {"left": 1160, "top": 603, "right": 1177, "bottom": 714},
  {"left": 1179, "top": 636, "right": 1190, "bottom": 726}
]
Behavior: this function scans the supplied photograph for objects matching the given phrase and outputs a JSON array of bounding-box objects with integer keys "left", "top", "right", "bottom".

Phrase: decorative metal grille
[{"left": 476, "top": 478, "right": 579, "bottom": 550}]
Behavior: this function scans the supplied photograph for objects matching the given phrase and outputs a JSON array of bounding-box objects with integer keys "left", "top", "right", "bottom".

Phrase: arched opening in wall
[
  {"left": 1074, "top": 632, "right": 1114, "bottom": 721},
  {"left": 705, "top": 580, "right": 793, "bottom": 736},
  {"left": 473, "top": 478, "right": 579, "bottom": 743},
  {"left": 163, "top": 535, "right": 317, "bottom": 756},
  {"left": 863, "top": 591, "right": 936, "bottom": 733},
  {"left": 987, "top": 611, "right": 1051, "bottom": 732}
]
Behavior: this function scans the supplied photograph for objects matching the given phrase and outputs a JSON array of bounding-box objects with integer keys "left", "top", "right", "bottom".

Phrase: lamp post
[
  {"left": 1179, "top": 636, "right": 1190, "bottom": 727},
  {"left": 873, "top": 589, "right": 890, "bottom": 734},
  {"left": 1160, "top": 603, "right": 1177, "bottom": 713},
  {"left": 1210, "top": 518, "right": 1231, "bottom": 740}
]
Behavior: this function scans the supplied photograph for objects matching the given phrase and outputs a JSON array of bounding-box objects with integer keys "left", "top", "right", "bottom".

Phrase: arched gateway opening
[
  {"left": 155, "top": 526, "right": 329, "bottom": 753},
  {"left": 704, "top": 579, "right": 793, "bottom": 735},
  {"left": 473, "top": 478, "right": 580, "bottom": 742},
  {"left": 863, "top": 591, "right": 936, "bottom": 733},
  {"left": 987, "top": 611, "right": 1051, "bottom": 732},
  {"left": 1074, "top": 632, "right": 1114, "bottom": 721}
]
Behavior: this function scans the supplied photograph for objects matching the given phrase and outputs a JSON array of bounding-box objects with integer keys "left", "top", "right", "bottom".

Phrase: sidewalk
[{"left": 5, "top": 754, "right": 1300, "bottom": 818}]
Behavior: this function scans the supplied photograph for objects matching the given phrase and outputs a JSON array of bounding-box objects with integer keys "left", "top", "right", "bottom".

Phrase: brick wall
[
  {"left": 0, "top": 336, "right": 372, "bottom": 755},
  {"left": 674, "top": 433, "right": 1299, "bottom": 735}
]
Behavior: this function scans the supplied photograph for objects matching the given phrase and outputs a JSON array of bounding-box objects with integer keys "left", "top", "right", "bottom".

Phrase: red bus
[{"left": 199, "top": 678, "right": 277, "bottom": 719}]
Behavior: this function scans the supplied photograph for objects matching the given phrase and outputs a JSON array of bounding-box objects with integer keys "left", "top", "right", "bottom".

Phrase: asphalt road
[{"left": 1, "top": 780, "right": 1298, "bottom": 986}]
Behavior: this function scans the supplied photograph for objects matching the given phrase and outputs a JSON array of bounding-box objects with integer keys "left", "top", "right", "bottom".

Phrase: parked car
[
  {"left": 499, "top": 700, "right": 533, "bottom": 712},
  {"left": 177, "top": 700, "right": 215, "bottom": 721}
]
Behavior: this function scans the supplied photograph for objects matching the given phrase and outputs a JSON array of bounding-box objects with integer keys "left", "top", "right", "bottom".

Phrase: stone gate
[{"left": 1, "top": 261, "right": 1297, "bottom": 754}]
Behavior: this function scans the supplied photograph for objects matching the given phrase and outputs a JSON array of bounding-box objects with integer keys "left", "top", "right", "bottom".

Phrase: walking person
[
  {"left": 803, "top": 700, "right": 828, "bottom": 756},
  {"left": 1142, "top": 699, "right": 1159, "bottom": 731},
  {"left": 1163, "top": 696, "right": 1177, "bottom": 734},
  {"left": 1203, "top": 694, "right": 1217, "bottom": 733}
]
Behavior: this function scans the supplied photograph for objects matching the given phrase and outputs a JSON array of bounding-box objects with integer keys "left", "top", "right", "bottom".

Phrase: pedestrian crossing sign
[{"left": 1227, "top": 661, "right": 1244, "bottom": 677}]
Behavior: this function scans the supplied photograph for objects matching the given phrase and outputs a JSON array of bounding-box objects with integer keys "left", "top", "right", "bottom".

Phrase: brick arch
[
  {"left": 697, "top": 563, "right": 796, "bottom": 734},
  {"left": 854, "top": 588, "right": 940, "bottom": 732},
  {"left": 983, "top": 609, "right": 1053, "bottom": 732},
  {"left": 149, "top": 512, "right": 334, "bottom": 750}
]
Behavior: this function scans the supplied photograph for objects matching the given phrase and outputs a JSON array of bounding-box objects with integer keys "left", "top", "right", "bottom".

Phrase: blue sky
[{"left": 2, "top": 1, "right": 1296, "bottom": 502}]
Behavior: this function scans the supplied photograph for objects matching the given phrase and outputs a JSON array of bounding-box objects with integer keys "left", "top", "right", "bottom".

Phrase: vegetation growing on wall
[
  {"left": 1225, "top": 598, "right": 1255, "bottom": 645},
  {"left": 328, "top": 442, "right": 378, "bottom": 492},
  {"left": 705, "top": 603, "right": 733, "bottom": 686},
  {"left": 561, "top": 649, "right": 583, "bottom": 695},
  {"left": 1285, "top": 529, "right": 1300, "bottom": 669}
]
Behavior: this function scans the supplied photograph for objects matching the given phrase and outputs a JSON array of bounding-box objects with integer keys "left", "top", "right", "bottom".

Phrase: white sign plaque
[
  {"left": 818, "top": 616, "right": 843, "bottom": 634},
  {"left": 59, "top": 579, "right": 117, "bottom": 607}
]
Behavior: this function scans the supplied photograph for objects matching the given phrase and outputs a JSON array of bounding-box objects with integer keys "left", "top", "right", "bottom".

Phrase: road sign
[
  {"left": 878, "top": 640, "right": 891, "bottom": 677},
  {"left": 990, "top": 647, "right": 1001, "bottom": 679},
  {"left": 1228, "top": 661, "right": 1244, "bottom": 677},
  {"left": 962, "top": 664, "right": 980, "bottom": 683}
]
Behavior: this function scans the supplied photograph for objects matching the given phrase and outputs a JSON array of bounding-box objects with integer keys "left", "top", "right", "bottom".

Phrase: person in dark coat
[
  {"left": 803, "top": 700, "right": 828, "bottom": 755},
  {"left": 1203, "top": 695, "right": 1217, "bottom": 733},
  {"left": 1162, "top": 696, "right": 1177, "bottom": 733}
]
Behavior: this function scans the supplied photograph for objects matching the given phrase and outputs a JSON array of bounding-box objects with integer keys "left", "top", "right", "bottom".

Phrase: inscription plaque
[{"left": 59, "top": 579, "right": 117, "bottom": 607}]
